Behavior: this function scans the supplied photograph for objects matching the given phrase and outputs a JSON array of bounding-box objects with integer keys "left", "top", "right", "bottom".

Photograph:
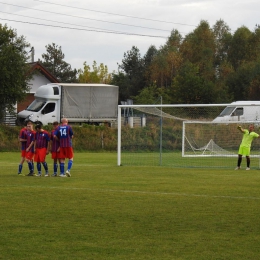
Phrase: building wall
[{"left": 28, "top": 73, "right": 52, "bottom": 93}]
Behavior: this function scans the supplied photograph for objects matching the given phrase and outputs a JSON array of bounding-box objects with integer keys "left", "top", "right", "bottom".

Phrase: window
[
  {"left": 219, "top": 106, "right": 235, "bottom": 117},
  {"left": 53, "top": 87, "right": 59, "bottom": 95},
  {"left": 232, "top": 107, "right": 243, "bottom": 116},
  {"left": 41, "top": 103, "right": 56, "bottom": 114},
  {"left": 27, "top": 100, "right": 46, "bottom": 112}
]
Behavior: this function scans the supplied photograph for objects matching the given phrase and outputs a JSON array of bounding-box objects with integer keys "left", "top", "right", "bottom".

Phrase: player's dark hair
[
  {"left": 24, "top": 120, "right": 33, "bottom": 126},
  {"left": 35, "top": 124, "right": 42, "bottom": 130}
]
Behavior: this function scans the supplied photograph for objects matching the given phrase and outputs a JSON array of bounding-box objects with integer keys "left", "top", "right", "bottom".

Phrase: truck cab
[{"left": 17, "top": 84, "right": 61, "bottom": 125}]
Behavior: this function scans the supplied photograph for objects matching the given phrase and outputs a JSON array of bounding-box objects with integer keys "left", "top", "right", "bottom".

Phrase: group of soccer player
[{"left": 18, "top": 118, "right": 74, "bottom": 177}]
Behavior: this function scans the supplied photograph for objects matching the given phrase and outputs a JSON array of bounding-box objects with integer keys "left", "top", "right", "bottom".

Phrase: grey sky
[{"left": 0, "top": 0, "right": 259, "bottom": 72}]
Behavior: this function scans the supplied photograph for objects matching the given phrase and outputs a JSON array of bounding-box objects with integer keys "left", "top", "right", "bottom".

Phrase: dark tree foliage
[
  {"left": 227, "top": 26, "right": 252, "bottom": 71},
  {"left": 111, "top": 71, "right": 131, "bottom": 102},
  {"left": 0, "top": 24, "right": 31, "bottom": 121},
  {"left": 112, "top": 46, "right": 146, "bottom": 101},
  {"left": 171, "top": 61, "right": 215, "bottom": 104},
  {"left": 40, "top": 43, "right": 77, "bottom": 83},
  {"left": 143, "top": 45, "right": 158, "bottom": 86}
]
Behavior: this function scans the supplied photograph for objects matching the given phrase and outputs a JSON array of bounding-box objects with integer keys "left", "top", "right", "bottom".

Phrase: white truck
[
  {"left": 213, "top": 101, "right": 260, "bottom": 123},
  {"left": 17, "top": 83, "right": 119, "bottom": 126}
]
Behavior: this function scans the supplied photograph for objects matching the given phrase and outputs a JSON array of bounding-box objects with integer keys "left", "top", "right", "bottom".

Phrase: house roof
[{"left": 28, "top": 61, "right": 60, "bottom": 83}]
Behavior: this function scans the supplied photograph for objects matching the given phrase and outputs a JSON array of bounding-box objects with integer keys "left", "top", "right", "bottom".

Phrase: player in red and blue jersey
[
  {"left": 25, "top": 121, "right": 35, "bottom": 176},
  {"left": 54, "top": 118, "right": 74, "bottom": 177},
  {"left": 18, "top": 122, "right": 27, "bottom": 175},
  {"left": 49, "top": 121, "right": 61, "bottom": 177},
  {"left": 34, "top": 124, "right": 50, "bottom": 177}
]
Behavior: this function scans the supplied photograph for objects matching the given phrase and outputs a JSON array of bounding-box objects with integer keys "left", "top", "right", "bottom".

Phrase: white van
[{"left": 213, "top": 101, "right": 260, "bottom": 123}]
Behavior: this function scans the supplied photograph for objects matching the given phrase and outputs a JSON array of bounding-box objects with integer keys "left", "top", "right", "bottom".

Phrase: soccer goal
[{"left": 117, "top": 104, "right": 260, "bottom": 169}]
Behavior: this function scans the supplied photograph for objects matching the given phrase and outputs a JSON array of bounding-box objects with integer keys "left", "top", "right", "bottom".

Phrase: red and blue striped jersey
[
  {"left": 35, "top": 130, "right": 50, "bottom": 149},
  {"left": 54, "top": 125, "right": 73, "bottom": 148},
  {"left": 19, "top": 127, "right": 27, "bottom": 151},
  {"left": 50, "top": 129, "right": 60, "bottom": 152},
  {"left": 26, "top": 130, "right": 35, "bottom": 153}
]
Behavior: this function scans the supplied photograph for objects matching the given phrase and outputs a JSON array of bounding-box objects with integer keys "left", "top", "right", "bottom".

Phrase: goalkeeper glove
[{"left": 237, "top": 125, "right": 242, "bottom": 130}]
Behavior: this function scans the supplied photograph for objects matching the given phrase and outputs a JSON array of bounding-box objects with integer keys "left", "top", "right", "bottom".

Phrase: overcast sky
[{"left": 0, "top": 0, "right": 259, "bottom": 73}]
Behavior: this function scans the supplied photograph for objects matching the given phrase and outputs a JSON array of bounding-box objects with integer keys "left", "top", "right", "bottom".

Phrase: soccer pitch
[{"left": 1, "top": 152, "right": 260, "bottom": 259}]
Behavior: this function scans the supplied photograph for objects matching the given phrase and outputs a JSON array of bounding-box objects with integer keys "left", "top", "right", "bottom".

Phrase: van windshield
[
  {"left": 26, "top": 100, "right": 46, "bottom": 112},
  {"left": 218, "top": 106, "right": 235, "bottom": 117}
]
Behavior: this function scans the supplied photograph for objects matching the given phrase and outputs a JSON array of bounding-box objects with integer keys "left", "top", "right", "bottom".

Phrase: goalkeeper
[{"left": 235, "top": 124, "right": 260, "bottom": 170}]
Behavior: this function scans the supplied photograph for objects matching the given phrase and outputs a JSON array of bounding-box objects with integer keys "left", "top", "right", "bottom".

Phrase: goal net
[{"left": 117, "top": 104, "right": 260, "bottom": 169}]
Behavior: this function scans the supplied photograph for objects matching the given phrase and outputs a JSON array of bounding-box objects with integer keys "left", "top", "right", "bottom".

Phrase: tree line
[
  {"left": 1, "top": 19, "right": 260, "bottom": 121},
  {"left": 112, "top": 20, "right": 260, "bottom": 104}
]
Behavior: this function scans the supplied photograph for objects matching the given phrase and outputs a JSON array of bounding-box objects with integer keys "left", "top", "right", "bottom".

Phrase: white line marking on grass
[{"left": 1, "top": 185, "right": 260, "bottom": 200}]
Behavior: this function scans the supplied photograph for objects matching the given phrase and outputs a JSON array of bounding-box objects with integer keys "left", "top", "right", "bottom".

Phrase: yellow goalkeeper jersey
[{"left": 240, "top": 130, "right": 259, "bottom": 148}]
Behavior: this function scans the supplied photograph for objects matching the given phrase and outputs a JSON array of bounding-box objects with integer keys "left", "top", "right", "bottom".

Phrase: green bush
[
  {"left": 0, "top": 125, "right": 21, "bottom": 151},
  {"left": 0, "top": 123, "right": 183, "bottom": 152}
]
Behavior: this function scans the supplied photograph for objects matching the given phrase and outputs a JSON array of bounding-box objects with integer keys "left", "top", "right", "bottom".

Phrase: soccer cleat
[
  {"left": 51, "top": 173, "right": 57, "bottom": 177},
  {"left": 44, "top": 173, "right": 49, "bottom": 177},
  {"left": 246, "top": 167, "right": 250, "bottom": 170},
  {"left": 36, "top": 173, "right": 42, "bottom": 177},
  {"left": 235, "top": 167, "right": 241, "bottom": 170},
  {"left": 27, "top": 172, "right": 35, "bottom": 176},
  {"left": 59, "top": 174, "right": 67, "bottom": 177},
  {"left": 18, "top": 173, "right": 23, "bottom": 176},
  {"left": 66, "top": 170, "right": 71, "bottom": 177}
]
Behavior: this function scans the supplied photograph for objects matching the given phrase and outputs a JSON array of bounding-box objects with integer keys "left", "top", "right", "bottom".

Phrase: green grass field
[
  {"left": 121, "top": 150, "right": 260, "bottom": 169},
  {"left": 1, "top": 152, "right": 260, "bottom": 259}
]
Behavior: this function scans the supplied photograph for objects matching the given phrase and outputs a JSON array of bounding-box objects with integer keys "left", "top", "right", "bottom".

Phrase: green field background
[{"left": 1, "top": 152, "right": 260, "bottom": 259}]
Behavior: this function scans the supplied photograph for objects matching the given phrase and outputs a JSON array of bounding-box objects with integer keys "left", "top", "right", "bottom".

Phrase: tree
[
  {"left": 181, "top": 20, "right": 216, "bottom": 81},
  {"left": 148, "top": 50, "right": 169, "bottom": 88},
  {"left": 248, "top": 26, "right": 260, "bottom": 62},
  {"left": 227, "top": 26, "right": 252, "bottom": 70},
  {"left": 78, "top": 61, "right": 112, "bottom": 83},
  {"left": 143, "top": 45, "right": 157, "bottom": 86},
  {"left": 134, "top": 84, "right": 171, "bottom": 104},
  {"left": 213, "top": 60, "right": 234, "bottom": 102},
  {"left": 171, "top": 61, "right": 215, "bottom": 104},
  {"left": 40, "top": 43, "right": 77, "bottom": 82},
  {"left": 111, "top": 71, "right": 131, "bottom": 102},
  {"left": 225, "top": 26, "right": 260, "bottom": 101},
  {"left": 212, "top": 20, "right": 233, "bottom": 102},
  {"left": 116, "top": 46, "right": 146, "bottom": 99},
  {"left": 147, "top": 30, "right": 182, "bottom": 89},
  {"left": 227, "top": 61, "right": 260, "bottom": 100},
  {"left": 248, "top": 70, "right": 260, "bottom": 100},
  {"left": 0, "top": 24, "right": 31, "bottom": 121},
  {"left": 212, "top": 19, "right": 232, "bottom": 65},
  {"left": 134, "top": 85, "right": 158, "bottom": 104}
]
